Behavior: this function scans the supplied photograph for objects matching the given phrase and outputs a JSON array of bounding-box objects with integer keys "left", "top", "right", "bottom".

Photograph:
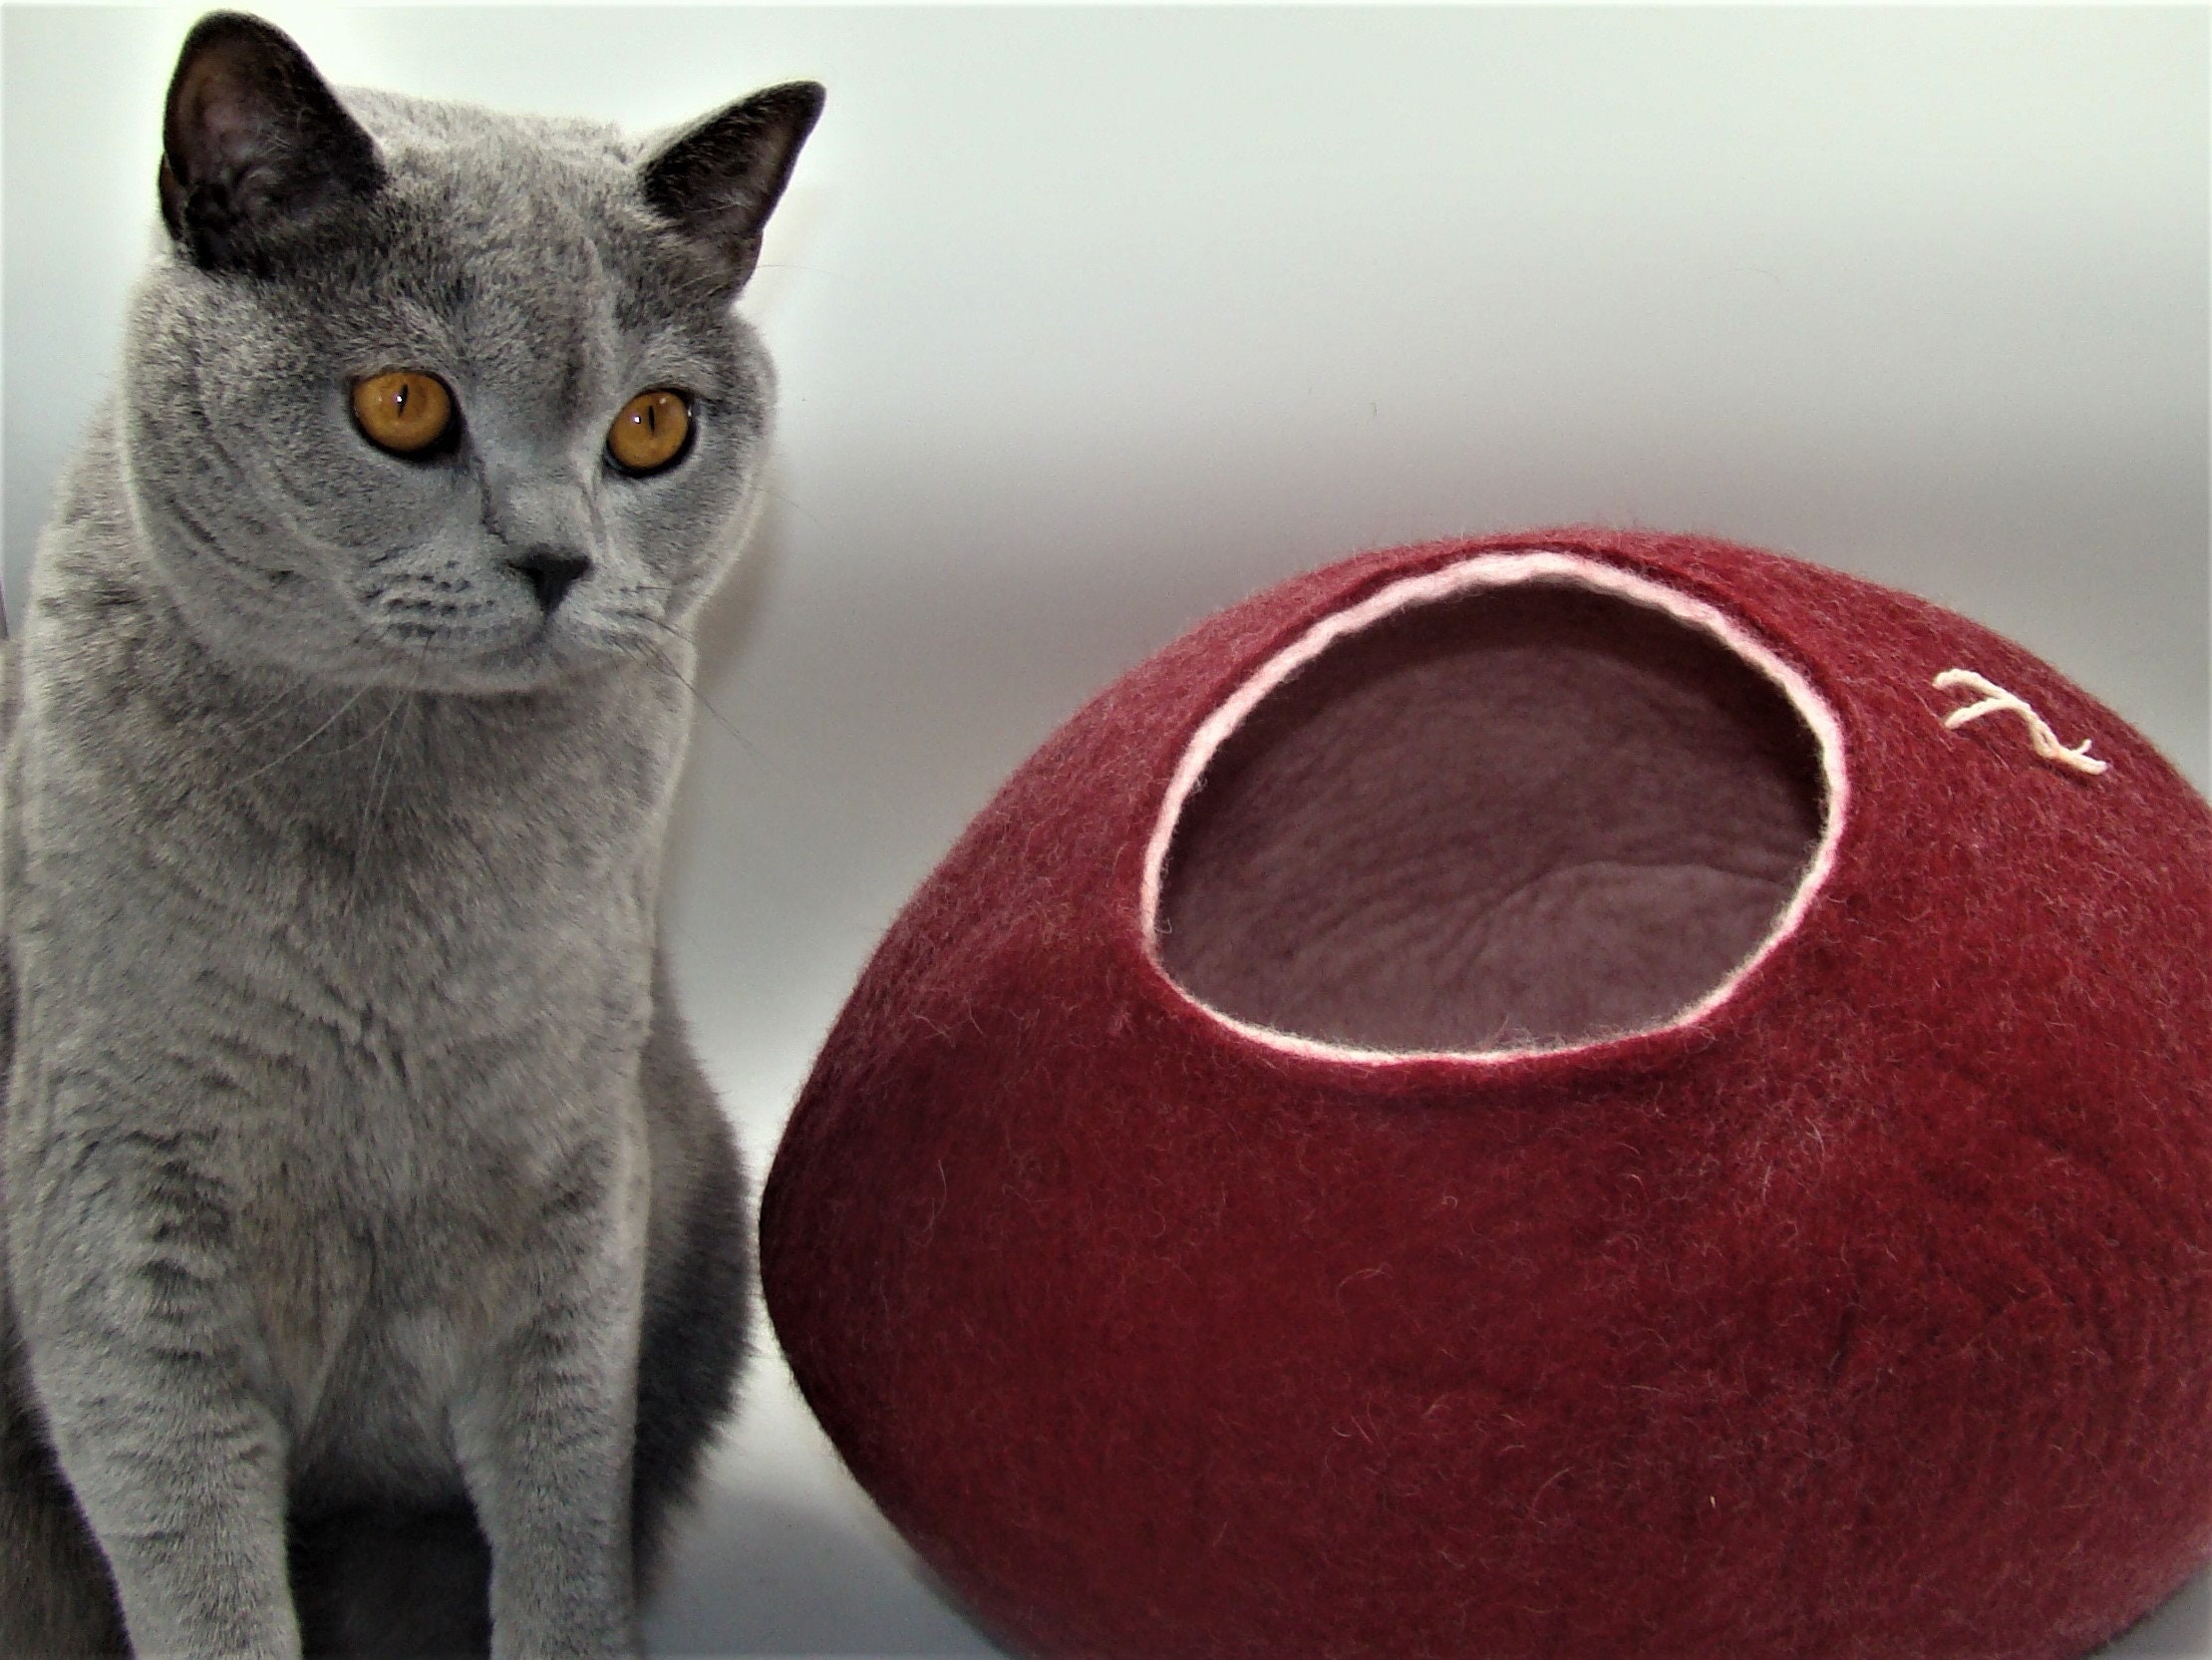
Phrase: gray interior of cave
[{"left": 1155, "top": 578, "right": 1829, "bottom": 1054}]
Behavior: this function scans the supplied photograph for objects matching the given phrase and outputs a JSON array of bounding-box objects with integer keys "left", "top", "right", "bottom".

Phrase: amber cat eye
[
  {"left": 351, "top": 371, "right": 456, "bottom": 457},
  {"left": 606, "top": 390, "right": 693, "bottom": 476}
]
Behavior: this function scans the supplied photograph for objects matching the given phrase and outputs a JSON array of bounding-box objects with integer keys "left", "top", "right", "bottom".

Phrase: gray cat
[{"left": 0, "top": 13, "right": 819, "bottom": 1657}]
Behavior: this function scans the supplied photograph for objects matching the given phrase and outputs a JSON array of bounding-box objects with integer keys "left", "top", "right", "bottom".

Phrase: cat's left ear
[{"left": 639, "top": 82, "right": 824, "bottom": 293}]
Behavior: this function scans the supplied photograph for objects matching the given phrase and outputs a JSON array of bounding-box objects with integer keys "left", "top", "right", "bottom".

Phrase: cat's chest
[
  {"left": 224, "top": 957, "right": 652, "bottom": 1478},
  {"left": 12, "top": 693, "right": 661, "bottom": 1348},
  {"left": 12, "top": 643, "right": 672, "bottom": 1067},
  {"left": 17, "top": 606, "right": 686, "bottom": 938},
  {"left": 7, "top": 591, "right": 674, "bottom": 1476}
]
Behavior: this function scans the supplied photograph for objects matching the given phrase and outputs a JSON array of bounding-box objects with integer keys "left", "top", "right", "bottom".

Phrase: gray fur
[{"left": 2, "top": 14, "right": 816, "bottom": 1657}]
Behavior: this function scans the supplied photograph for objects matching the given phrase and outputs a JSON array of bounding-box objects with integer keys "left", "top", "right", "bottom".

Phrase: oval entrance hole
[{"left": 1153, "top": 564, "right": 1836, "bottom": 1057}]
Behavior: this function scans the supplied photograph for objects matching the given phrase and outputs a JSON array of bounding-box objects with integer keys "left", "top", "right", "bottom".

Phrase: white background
[{"left": 4, "top": 7, "right": 2207, "bottom": 1657}]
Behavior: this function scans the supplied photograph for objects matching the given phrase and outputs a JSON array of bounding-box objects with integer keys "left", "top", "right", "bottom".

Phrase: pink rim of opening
[{"left": 1138, "top": 549, "right": 1851, "bottom": 1066}]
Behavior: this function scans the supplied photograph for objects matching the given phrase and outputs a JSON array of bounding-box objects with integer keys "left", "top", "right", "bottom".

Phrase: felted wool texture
[{"left": 760, "top": 528, "right": 2212, "bottom": 1660}]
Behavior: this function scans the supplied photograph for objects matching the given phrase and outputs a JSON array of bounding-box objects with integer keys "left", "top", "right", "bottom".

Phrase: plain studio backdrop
[{"left": 3, "top": 7, "right": 2207, "bottom": 1658}]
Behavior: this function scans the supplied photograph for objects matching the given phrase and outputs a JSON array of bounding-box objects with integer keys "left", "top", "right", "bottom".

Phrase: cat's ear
[
  {"left": 639, "top": 82, "right": 824, "bottom": 293},
  {"left": 158, "top": 11, "right": 385, "bottom": 272}
]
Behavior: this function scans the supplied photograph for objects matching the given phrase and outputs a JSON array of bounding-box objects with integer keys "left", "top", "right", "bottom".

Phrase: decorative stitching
[{"left": 1934, "top": 669, "right": 2108, "bottom": 776}]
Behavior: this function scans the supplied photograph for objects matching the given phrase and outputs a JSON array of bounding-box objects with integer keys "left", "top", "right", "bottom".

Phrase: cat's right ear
[
  {"left": 639, "top": 82, "right": 825, "bottom": 294},
  {"left": 158, "top": 11, "right": 385, "bottom": 273}
]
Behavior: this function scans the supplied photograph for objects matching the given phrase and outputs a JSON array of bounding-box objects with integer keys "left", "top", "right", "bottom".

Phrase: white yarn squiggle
[{"left": 1933, "top": 669, "right": 2109, "bottom": 777}]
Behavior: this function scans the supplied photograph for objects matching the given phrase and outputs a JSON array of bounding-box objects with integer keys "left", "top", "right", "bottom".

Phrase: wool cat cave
[{"left": 761, "top": 529, "right": 2212, "bottom": 1660}]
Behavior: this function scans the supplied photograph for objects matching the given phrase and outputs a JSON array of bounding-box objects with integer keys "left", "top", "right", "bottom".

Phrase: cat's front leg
[
  {"left": 13, "top": 1125, "right": 300, "bottom": 1660},
  {"left": 454, "top": 1131, "right": 651, "bottom": 1660}
]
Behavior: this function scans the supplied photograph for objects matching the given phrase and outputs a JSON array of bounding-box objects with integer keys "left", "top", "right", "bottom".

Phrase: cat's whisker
[
  {"left": 216, "top": 677, "right": 347, "bottom": 744},
  {"left": 351, "top": 685, "right": 413, "bottom": 875},
  {"left": 228, "top": 682, "right": 378, "bottom": 785},
  {"left": 347, "top": 636, "right": 433, "bottom": 886},
  {"left": 638, "top": 637, "right": 769, "bottom": 769},
  {"left": 756, "top": 483, "right": 830, "bottom": 537}
]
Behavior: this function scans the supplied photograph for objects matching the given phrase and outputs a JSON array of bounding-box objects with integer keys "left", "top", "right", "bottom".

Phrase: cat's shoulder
[{"left": 19, "top": 408, "right": 156, "bottom": 667}]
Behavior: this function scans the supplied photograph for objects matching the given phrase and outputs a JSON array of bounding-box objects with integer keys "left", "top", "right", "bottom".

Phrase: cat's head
[{"left": 120, "top": 11, "right": 821, "bottom": 694}]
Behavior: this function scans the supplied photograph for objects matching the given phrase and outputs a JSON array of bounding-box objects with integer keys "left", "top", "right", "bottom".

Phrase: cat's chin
[
  {"left": 361, "top": 635, "right": 630, "bottom": 696},
  {"left": 222, "top": 624, "right": 641, "bottom": 697}
]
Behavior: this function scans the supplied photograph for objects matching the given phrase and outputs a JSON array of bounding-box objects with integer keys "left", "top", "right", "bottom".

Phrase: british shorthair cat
[{"left": 1, "top": 12, "right": 818, "bottom": 1656}]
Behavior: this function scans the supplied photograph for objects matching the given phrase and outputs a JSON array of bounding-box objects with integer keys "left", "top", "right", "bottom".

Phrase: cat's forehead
[
  {"left": 340, "top": 87, "right": 639, "bottom": 178},
  {"left": 341, "top": 88, "right": 644, "bottom": 261},
  {"left": 320, "top": 89, "right": 721, "bottom": 402}
]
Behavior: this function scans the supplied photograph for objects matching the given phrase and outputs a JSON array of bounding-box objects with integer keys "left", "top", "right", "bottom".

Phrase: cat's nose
[{"left": 507, "top": 547, "right": 591, "bottom": 614}]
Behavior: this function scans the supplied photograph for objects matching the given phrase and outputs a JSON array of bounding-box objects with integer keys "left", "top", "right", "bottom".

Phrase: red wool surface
[{"left": 760, "top": 529, "right": 2212, "bottom": 1660}]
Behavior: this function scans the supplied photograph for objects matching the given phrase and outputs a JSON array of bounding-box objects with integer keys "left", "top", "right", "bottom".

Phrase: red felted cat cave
[{"left": 760, "top": 529, "right": 2212, "bottom": 1660}]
